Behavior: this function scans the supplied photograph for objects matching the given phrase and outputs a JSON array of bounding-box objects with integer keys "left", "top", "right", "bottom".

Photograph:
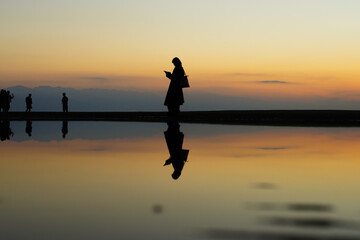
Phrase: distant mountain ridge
[
  {"left": 7, "top": 86, "right": 164, "bottom": 111},
  {"left": 6, "top": 85, "right": 265, "bottom": 112},
  {"left": 3, "top": 85, "right": 360, "bottom": 111}
]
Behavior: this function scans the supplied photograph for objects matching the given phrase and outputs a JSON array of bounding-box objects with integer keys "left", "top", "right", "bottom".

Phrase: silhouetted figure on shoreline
[
  {"left": 26, "top": 94, "right": 32, "bottom": 112},
  {"left": 25, "top": 120, "right": 32, "bottom": 137},
  {"left": 62, "top": 120, "right": 68, "bottom": 139},
  {"left": 0, "top": 90, "right": 14, "bottom": 112},
  {"left": 62, "top": 93, "right": 68, "bottom": 112},
  {"left": 0, "top": 120, "right": 14, "bottom": 141},
  {"left": 164, "top": 57, "right": 186, "bottom": 116},
  {"left": 5, "top": 91, "right": 14, "bottom": 112},
  {"left": 0, "top": 89, "right": 6, "bottom": 112},
  {"left": 163, "top": 120, "right": 189, "bottom": 180}
]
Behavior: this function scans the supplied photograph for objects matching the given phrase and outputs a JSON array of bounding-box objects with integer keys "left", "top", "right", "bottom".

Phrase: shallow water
[{"left": 1, "top": 121, "right": 360, "bottom": 239}]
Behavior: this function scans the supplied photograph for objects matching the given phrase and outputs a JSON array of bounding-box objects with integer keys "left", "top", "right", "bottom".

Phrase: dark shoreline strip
[{"left": 1, "top": 110, "right": 360, "bottom": 127}]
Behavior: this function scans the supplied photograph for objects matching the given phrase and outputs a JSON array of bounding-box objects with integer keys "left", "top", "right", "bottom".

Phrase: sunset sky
[{"left": 1, "top": 0, "right": 360, "bottom": 102}]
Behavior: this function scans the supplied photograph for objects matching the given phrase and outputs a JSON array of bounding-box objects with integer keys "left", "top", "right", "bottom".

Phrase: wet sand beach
[{"left": 1, "top": 110, "right": 360, "bottom": 127}]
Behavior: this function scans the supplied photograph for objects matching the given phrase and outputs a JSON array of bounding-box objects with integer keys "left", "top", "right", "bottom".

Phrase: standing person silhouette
[
  {"left": 164, "top": 57, "right": 185, "bottom": 116},
  {"left": 5, "top": 91, "right": 14, "bottom": 112},
  {"left": 0, "top": 89, "right": 6, "bottom": 112},
  {"left": 25, "top": 94, "right": 32, "bottom": 112},
  {"left": 62, "top": 93, "right": 68, "bottom": 113}
]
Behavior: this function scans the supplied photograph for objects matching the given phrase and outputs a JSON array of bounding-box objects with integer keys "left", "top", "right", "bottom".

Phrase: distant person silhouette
[
  {"left": 25, "top": 120, "right": 32, "bottom": 137},
  {"left": 0, "top": 120, "right": 14, "bottom": 141},
  {"left": 0, "top": 89, "right": 6, "bottom": 112},
  {"left": 163, "top": 120, "right": 189, "bottom": 180},
  {"left": 62, "top": 120, "right": 68, "bottom": 139},
  {"left": 26, "top": 94, "right": 32, "bottom": 112},
  {"left": 5, "top": 91, "right": 14, "bottom": 112},
  {"left": 164, "top": 57, "right": 186, "bottom": 116},
  {"left": 62, "top": 93, "right": 68, "bottom": 112}
]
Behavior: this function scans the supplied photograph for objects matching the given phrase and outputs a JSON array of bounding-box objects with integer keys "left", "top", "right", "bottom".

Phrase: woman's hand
[{"left": 164, "top": 71, "right": 172, "bottom": 79}]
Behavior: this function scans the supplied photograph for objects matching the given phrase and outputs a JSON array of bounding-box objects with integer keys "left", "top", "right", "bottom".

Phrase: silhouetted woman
[{"left": 164, "top": 57, "right": 185, "bottom": 116}]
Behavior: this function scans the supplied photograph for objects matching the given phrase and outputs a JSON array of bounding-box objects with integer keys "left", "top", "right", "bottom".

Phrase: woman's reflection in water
[{"left": 164, "top": 120, "right": 189, "bottom": 180}]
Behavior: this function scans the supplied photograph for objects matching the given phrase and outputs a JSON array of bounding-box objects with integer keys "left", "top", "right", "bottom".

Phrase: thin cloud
[
  {"left": 228, "top": 153, "right": 266, "bottom": 158},
  {"left": 254, "top": 80, "right": 290, "bottom": 84},
  {"left": 331, "top": 90, "right": 360, "bottom": 98},
  {"left": 229, "top": 72, "right": 270, "bottom": 77},
  {"left": 255, "top": 147, "right": 291, "bottom": 150},
  {"left": 80, "top": 77, "right": 110, "bottom": 81}
]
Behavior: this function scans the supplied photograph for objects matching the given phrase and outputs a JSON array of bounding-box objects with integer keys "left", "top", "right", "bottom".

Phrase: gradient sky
[{"left": 1, "top": 0, "right": 360, "bottom": 102}]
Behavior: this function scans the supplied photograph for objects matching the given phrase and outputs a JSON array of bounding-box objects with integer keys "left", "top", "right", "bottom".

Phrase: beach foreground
[{"left": 1, "top": 110, "right": 360, "bottom": 126}]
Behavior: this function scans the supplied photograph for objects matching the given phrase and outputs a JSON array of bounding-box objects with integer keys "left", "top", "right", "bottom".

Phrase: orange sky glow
[{"left": 1, "top": 1, "right": 360, "bottom": 102}]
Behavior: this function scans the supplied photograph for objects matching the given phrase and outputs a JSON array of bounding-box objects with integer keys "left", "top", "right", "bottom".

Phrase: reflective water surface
[{"left": 1, "top": 121, "right": 360, "bottom": 239}]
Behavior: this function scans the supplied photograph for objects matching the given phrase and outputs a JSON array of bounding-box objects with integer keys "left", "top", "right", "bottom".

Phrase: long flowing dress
[{"left": 164, "top": 66, "right": 184, "bottom": 107}]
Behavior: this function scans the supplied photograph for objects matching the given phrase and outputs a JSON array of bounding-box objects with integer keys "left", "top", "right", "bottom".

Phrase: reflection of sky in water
[
  {"left": 1, "top": 122, "right": 360, "bottom": 239},
  {"left": 9, "top": 121, "right": 288, "bottom": 142}
]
